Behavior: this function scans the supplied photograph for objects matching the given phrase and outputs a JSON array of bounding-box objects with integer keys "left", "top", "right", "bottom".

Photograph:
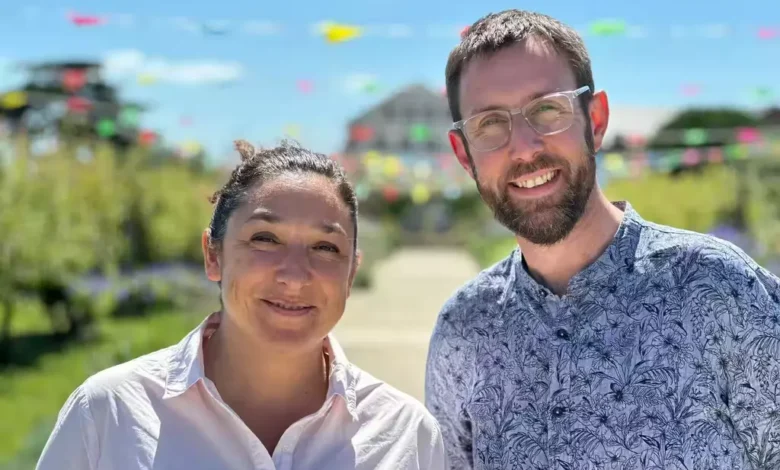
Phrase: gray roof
[{"left": 344, "top": 84, "right": 452, "bottom": 156}]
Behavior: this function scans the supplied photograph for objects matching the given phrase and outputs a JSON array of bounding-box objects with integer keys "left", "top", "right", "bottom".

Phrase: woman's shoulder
[
  {"left": 77, "top": 344, "right": 178, "bottom": 405},
  {"left": 349, "top": 364, "right": 439, "bottom": 431}
]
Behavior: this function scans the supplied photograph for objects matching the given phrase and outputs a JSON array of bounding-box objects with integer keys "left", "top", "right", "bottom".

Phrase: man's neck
[
  {"left": 204, "top": 316, "right": 328, "bottom": 418},
  {"left": 517, "top": 190, "right": 625, "bottom": 296}
]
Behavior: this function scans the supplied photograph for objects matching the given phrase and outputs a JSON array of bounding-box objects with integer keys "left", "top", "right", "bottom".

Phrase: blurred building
[
  {"left": 0, "top": 61, "right": 147, "bottom": 148},
  {"left": 343, "top": 84, "right": 452, "bottom": 156}
]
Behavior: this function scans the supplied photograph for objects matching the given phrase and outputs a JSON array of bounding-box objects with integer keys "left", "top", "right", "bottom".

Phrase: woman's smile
[{"left": 261, "top": 298, "right": 316, "bottom": 317}]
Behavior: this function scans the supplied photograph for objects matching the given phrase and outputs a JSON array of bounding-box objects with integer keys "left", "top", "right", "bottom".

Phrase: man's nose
[{"left": 507, "top": 115, "right": 544, "bottom": 162}]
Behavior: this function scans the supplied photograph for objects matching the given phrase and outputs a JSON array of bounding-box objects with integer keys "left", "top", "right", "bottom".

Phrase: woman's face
[{"left": 202, "top": 173, "right": 358, "bottom": 351}]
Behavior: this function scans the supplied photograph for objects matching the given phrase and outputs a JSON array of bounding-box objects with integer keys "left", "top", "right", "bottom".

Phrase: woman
[{"left": 36, "top": 140, "right": 446, "bottom": 469}]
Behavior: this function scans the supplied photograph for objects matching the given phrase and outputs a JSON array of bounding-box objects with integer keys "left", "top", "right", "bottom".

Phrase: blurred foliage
[
  {"left": 648, "top": 108, "right": 760, "bottom": 149},
  {"left": 0, "top": 136, "right": 219, "bottom": 349},
  {"left": 0, "top": 309, "right": 200, "bottom": 465},
  {"left": 467, "top": 163, "right": 780, "bottom": 268},
  {"left": 353, "top": 218, "right": 399, "bottom": 288},
  {"left": 744, "top": 158, "right": 780, "bottom": 262},
  {"left": 603, "top": 165, "right": 739, "bottom": 234}
]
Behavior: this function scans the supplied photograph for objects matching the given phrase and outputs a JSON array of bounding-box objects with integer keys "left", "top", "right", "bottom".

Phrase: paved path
[{"left": 333, "top": 247, "right": 480, "bottom": 402}]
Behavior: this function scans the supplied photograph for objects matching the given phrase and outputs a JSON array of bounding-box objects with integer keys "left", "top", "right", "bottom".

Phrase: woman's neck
[{"left": 203, "top": 314, "right": 329, "bottom": 423}]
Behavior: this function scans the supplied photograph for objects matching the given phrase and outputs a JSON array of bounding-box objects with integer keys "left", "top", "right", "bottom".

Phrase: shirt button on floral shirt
[{"left": 425, "top": 201, "right": 780, "bottom": 470}]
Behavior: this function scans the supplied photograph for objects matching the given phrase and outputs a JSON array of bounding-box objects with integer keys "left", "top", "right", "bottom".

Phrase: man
[{"left": 425, "top": 9, "right": 780, "bottom": 470}]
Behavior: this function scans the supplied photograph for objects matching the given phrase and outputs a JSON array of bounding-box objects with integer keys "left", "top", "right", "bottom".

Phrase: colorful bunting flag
[
  {"left": 409, "top": 124, "right": 431, "bottom": 143},
  {"left": 66, "top": 96, "right": 92, "bottom": 113},
  {"left": 382, "top": 185, "right": 400, "bottom": 202},
  {"left": 283, "top": 124, "right": 301, "bottom": 139},
  {"left": 350, "top": 125, "right": 374, "bottom": 142},
  {"left": 320, "top": 22, "right": 362, "bottom": 43},
  {"left": 67, "top": 11, "right": 104, "bottom": 27},
  {"left": 138, "top": 129, "right": 157, "bottom": 146},
  {"left": 96, "top": 119, "right": 116, "bottom": 138},
  {"left": 297, "top": 79, "right": 314, "bottom": 94},
  {"left": 137, "top": 74, "right": 158, "bottom": 86},
  {"left": 736, "top": 127, "right": 761, "bottom": 144},
  {"left": 202, "top": 21, "right": 230, "bottom": 36},
  {"left": 589, "top": 19, "right": 627, "bottom": 36},
  {"left": 1, "top": 91, "right": 27, "bottom": 109},
  {"left": 757, "top": 27, "right": 779, "bottom": 40},
  {"left": 683, "top": 128, "right": 708, "bottom": 146},
  {"left": 681, "top": 84, "right": 701, "bottom": 97},
  {"left": 411, "top": 183, "right": 431, "bottom": 205},
  {"left": 119, "top": 107, "right": 140, "bottom": 127},
  {"left": 62, "top": 69, "right": 87, "bottom": 92}
]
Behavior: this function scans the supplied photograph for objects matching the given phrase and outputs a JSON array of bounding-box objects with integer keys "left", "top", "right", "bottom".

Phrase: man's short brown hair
[{"left": 445, "top": 9, "right": 595, "bottom": 122}]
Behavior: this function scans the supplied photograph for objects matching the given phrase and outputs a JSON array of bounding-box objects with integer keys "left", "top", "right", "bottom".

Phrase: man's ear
[
  {"left": 588, "top": 90, "right": 610, "bottom": 153},
  {"left": 449, "top": 130, "right": 474, "bottom": 178}
]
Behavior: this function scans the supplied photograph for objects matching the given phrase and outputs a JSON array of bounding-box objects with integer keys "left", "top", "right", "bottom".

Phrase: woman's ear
[
  {"left": 347, "top": 249, "right": 363, "bottom": 293},
  {"left": 202, "top": 229, "right": 222, "bottom": 282}
]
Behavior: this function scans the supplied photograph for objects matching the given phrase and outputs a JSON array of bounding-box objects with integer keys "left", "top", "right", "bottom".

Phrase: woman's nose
[{"left": 275, "top": 247, "right": 313, "bottom": 288}]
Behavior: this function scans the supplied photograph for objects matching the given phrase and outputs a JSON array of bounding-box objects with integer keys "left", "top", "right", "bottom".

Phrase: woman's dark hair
[{"left": 207, "top": 139, "right": 359, "bottom": 254}]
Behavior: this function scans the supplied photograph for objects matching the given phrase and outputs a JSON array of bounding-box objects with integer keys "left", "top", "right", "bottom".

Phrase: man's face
[{"left": 450, "top": 40, "right": 608, "bottom": 245}]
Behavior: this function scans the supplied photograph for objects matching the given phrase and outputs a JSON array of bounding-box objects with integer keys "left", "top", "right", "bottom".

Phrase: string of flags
[
  {"left": 326, "top": 133, "right": 780, "bottom": 203},
  {"left": 7, "top": 9, "right": 775, "bottom": 42}
]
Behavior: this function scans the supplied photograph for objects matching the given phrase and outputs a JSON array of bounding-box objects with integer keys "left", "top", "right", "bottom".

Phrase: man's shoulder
[
  {"left": 638, "top": 219, "right": 761, "bottom": 274},
  {"left": 438, "top": 248, "right": 517, "bottom": 319}
]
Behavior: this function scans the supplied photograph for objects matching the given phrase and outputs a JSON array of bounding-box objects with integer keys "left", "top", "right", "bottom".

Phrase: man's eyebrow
[{"left": 467, "top": 89, "right": 562, "bottom": 116}]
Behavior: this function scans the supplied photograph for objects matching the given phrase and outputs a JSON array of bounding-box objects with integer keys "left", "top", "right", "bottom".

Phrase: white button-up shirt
[{"left": 36, "top": 314, "right": 446, "bottom": 469}]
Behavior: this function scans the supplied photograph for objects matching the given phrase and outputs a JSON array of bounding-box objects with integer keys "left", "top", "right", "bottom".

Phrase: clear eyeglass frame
[{"left": 452, "top": 85, "right": 591, "bottom": 152}]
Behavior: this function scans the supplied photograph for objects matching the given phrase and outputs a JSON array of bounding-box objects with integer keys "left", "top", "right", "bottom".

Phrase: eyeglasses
[{"left": 452, "top": 86, "right": 591, "bottom": 152}]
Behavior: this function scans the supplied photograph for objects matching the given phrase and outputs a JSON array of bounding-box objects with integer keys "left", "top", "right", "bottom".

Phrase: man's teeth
[{"left": 515, "top": 171, "right": 556, "bottom": 189}]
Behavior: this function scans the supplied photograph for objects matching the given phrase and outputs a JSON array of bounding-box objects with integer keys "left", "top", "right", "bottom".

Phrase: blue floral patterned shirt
[{"left": 425, "top": 201, "right": 780, "bottom": 470}]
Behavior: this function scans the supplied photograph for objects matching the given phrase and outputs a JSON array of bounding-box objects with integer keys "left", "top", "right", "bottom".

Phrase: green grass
[
  {"left": 0, "top": 309, "right": 201, "bottom": 464},
  {"left": 468, "top": 237, "right": 517, "bottom": 269}
]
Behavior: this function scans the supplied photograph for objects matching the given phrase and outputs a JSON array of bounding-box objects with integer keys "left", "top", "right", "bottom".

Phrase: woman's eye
[
  {"left": 251, "top": 234, "right": 278, "bottom": 244},
  {"left": 315, "top": 243, "right": 340, "bottom": 253}
]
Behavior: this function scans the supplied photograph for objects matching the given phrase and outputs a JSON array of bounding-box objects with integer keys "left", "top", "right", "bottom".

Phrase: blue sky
[{"left": 0, "top": 0, "right": 778, "bottom": 163}]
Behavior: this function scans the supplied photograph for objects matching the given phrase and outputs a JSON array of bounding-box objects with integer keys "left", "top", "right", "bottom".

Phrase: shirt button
[
  {"left": 551, "top": 406, "right": 566, "bottom": 417},
  {"left": 555, "top": 328, "right": 570, "bottom": 340}
]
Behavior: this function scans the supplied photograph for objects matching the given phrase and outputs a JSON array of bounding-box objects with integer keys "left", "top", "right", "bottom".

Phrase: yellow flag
[
  {"left": 321, "top": 22, "right": 362, "bottom": 43},
  {"left": 411, "top": 183, "right": 430, "bottom": 205},
  {"left": 1, "top": 91, "right": 27, "bottom": 109},
  {"left": 283, "top": 124, "right": 301, "bottom": 139},
  {"left": 137, "top": 73, "right": 158, "bottom": 86}
]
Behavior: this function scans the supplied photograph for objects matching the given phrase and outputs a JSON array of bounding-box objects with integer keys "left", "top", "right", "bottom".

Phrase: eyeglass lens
[{"left": 463, "top": 94, "right": 575, "bottom": 151}]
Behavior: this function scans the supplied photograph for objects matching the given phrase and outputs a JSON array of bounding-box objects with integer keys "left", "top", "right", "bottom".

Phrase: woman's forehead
[{"left": 237, "top": 175, "right": 352, "bottom": 228}]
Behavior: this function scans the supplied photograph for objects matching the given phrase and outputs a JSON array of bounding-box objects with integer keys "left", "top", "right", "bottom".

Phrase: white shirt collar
[{"left": 163, "top": 312, "right": 360, "bottom": 421}]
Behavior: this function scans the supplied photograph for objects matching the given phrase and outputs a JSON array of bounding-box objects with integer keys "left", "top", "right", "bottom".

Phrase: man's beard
[{"left": 469, "top": 140, "right": 596, "bottom": 246}]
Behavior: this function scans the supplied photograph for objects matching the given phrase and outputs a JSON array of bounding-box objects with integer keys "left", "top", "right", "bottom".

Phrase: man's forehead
[{"left": 459, "top": 41, "right": 575, "bottom": 116}]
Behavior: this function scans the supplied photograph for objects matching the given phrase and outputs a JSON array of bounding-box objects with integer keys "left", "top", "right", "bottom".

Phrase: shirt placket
[
  {"left": 545, "top": 295, "right": 574, "bottom": 470},
  {"left": 201, "top": 380, "right": 276, "bottom": 469},
  {"left": 203, "top": 379, "right": 334, "bottom": 470},
  {"left": 272, "top": 398, "right": 335, "bottom": 470}
]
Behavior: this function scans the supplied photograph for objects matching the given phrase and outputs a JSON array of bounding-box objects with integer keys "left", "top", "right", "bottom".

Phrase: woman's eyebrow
[{"left": 245, "top": 209, "right": 347, "bottom": 236}]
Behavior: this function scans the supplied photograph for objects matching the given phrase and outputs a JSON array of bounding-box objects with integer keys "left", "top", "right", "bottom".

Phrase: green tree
[{"left": 649, "top": 108, "right": 760, "bottom": 149}]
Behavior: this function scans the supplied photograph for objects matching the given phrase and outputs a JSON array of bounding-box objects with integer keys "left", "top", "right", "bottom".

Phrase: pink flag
[
  {"left": 757, "top": 27, "right": 779, "bottom": 40},
  {"left": 67, "top": 11, "right": 105, "bottom": 26}
]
